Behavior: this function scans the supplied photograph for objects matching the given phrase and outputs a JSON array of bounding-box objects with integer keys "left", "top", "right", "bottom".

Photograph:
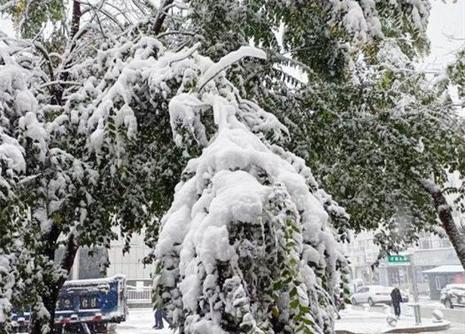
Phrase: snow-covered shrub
[
  {"left": 153, "top": 48, "right": 348, "bottom": 333},
  {"left": 0, "top": 254, "right": 14, "bottom": 325}
]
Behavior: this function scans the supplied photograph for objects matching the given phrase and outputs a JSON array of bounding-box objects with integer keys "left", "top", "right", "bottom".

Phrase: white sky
[{"left": 421, "top": 0, "right": 465, "bottom": 71}]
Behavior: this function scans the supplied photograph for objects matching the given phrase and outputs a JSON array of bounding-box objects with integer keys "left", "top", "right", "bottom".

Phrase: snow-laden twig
[
  {"left": 197, "top": 46, "right": 267, "bottom": 92},
  {"left": 40, "top": 80, "right": 82, "bottom": 89},
  {"left": 0, "top": 0, "right": 14, "bottom": 12}
]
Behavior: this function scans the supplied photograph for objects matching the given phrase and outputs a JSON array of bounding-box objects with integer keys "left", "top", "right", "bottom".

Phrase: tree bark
[
  {"left": 71, "top": 0, "right": 82, "bottom": 39},
  {"left": 30, "top": 233, "right": 79, "bottom": 334},
  {"left": 421, "top": 179, "right": 465, "bottom": 270},
  {"left": 153, "top": 0, "right": 174, "bottom": 35},
  {"left": 52, "top": 0, "right": 81, "bottom": 105}
]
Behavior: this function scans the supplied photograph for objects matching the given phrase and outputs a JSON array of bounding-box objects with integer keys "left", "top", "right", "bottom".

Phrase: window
[
  {"left": 420, "top": 238, "right": 432, "bottom": 249},
  {"left": 435, "top": 276, "right": 445, "bottom": 290},
  {"left": 440, "top": 238, "right": 451, "bottom": 248}
]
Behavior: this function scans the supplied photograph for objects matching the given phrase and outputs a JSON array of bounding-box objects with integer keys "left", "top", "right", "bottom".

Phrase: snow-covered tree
[
  {"left": 1, "top": 2, "right": 349, "bottom": 332},
  {"left": 2, "top": 1, "right": 462, "bottom": 333},
  {"left": 178, "top": 0, "right": 465, "bottom": 265},
  {"left": 0, "top": 2, "right": 192, "bottom": 332},
  {"left": 153, "top": 47, "right": 348, "bottom": 334}
]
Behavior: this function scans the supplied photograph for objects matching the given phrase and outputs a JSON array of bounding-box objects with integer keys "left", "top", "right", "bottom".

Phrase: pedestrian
[
  {"left": 153, "top": 308, "right": 164, "bottom": 329},
  {"left": 390, "top": 285, "right": 402, "bottom": 318}
]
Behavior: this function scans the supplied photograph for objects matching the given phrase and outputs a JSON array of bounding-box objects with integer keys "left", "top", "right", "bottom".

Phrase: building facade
[
  {"left": 343, "top": 232, "right": 380, "bottom": 284},
  {"left": 106, "top": 231, "right": 155, "bottom": 287},
  {"left": 345, "top": 231, "right": 461, "bottom": 296}
]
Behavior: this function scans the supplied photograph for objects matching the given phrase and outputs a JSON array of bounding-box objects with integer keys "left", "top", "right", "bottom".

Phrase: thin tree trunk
[
  {"left": 30, "top": 234, "right": 79, "bottom": 334},
  {"left": 421, "top": 179, "right": 465, "bottom": 269},
  {"left": 53, "top": 0, "right": 81, "bottom": 105},
  {"left": 71, "top": 0, "right": 81, "bottom": 39},
  {"left": 153, "top": 0, "right": 174, "bottom": 35}
]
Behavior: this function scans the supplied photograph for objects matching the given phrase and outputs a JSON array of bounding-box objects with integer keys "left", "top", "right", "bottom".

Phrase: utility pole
[
  {"left": 72, "top": 248, "right": 80, "bottom": 280},
  {"left": 408, "top": 253, "right": 421, "bottom": 325}
]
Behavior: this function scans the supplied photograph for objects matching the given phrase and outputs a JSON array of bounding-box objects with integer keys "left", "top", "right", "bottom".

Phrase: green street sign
[{"left": 388, "top": 255, "right": 409, "bottom": 263}]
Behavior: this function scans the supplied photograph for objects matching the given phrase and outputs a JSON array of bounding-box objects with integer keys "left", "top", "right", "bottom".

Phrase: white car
[
  {"left": 351, "top": 285, "right": 409, "bottom": 306},
  {"left": 440, "top": 284, "right": 465, "bottom": 308}
]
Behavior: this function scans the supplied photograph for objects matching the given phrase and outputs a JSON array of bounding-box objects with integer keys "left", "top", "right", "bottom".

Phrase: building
[
  {"left": 378, "top": 233, "right": 460, "bottom": 295},
  {"left": 63, "top": 246, "right": 108, "bottom": 280},
  {"left": 106, "top": 231, "right": 155, "bottom": 287},
  {"left": 67, "top": 229, "right": 155, "bottom": 288},
  {"left": 345, "top": 231, "right": 461, "bottom": 297},
  {"left": 422, "top": 265, "right": 465, "bottom": 299},
  {"left": 343, "top": 232, "right": 380, "bottom": 284}
]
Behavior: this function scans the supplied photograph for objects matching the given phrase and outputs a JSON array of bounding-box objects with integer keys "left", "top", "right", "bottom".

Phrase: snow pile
[
  {"left": 0, "top": 254, "right": 14, "bottom": 324},
  {"left": 0, "top": 62, "right": 36, "bottom": 200},
  {"left": 154, "top": 48, "right": 347, "bottom": 333},
  {"left": 329, "top": 0, "right": 383, "bottom": 43}
]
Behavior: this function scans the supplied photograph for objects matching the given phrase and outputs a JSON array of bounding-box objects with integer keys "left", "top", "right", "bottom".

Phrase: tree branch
[
  {"left": 152, "top": 0, "right": 174, "bottom": 35},
  {"left": 420, "top": 178, "right": 465, "bottom": 270},
  {"left": 59, "top": 233, "right": 80, "bottom": 283}
]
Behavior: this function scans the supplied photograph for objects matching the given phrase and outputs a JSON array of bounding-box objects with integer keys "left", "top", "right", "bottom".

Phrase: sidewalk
[
  {"left": 336, "top": 306, "right": 450, "bottom": 334},
  {"left": 116, "top": 308, "right": 173, "bottom": 334}
]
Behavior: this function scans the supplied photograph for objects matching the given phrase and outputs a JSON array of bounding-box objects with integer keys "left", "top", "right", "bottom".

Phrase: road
[
  {"left": 115, "top": 308, "right": 172, "bottom": 334},
  {"left": 443, "top": 322, "right": 465, "bottom": 334}
]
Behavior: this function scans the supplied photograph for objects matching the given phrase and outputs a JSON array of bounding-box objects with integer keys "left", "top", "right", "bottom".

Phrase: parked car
[
  {"left": 440, "top": 284, "right": 465, "bottom": 309},
  {"left": 351, "top": 285, "right": 409, "bottom": 306}
]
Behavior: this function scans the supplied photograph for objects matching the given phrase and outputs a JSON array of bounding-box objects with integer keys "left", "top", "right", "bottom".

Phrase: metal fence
[{"left": 126, "top": 286, "right": 152, "bottom": 304}]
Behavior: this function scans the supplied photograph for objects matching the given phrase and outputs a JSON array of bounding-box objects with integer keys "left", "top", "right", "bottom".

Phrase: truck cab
[{"left": 10, "top": 275, "right": 128, "bottom": 334}]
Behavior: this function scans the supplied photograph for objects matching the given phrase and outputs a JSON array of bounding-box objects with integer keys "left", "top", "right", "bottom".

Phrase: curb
[
  {"left": 336, "top": 321, "right": 451, "bottom": 334},
  {"left": 384, "top": 321, "right": 450, "bottom": 333}
]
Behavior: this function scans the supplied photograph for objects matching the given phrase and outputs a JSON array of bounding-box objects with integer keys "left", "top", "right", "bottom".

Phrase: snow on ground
[
  {"left": 337, "top": 305, "right": 450, "bottom": 334},
  {"left": 118, "top": 306, "right": 454, "bottom": 334},
  {"left": 115, "top": 308, "right": 173, "bottom": 334},
  {"left": 419, "top": 295, "right": 447, "bottom": 309}
]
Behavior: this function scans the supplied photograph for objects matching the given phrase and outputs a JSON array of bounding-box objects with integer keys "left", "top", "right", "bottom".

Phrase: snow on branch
[
  {"left": 197, "top": 46, "right": 266, "bottom": 92},
  {"left": 155, "top": 46, "right": 345, "bottom": 333}
]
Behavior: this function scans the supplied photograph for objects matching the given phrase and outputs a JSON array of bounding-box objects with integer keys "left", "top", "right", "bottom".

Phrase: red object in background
[{"left": 452, "top": 273, "right": 465, "bottom": 283}]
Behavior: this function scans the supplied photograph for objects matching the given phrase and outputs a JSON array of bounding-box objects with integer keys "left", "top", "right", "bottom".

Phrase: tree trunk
[
  {"left": 421, "top": 179, "right": 465, "bottom": 269},
  {"left": 71, "top": 0, "right": 81, "bottom": 39},
  {"left": 30, "top": 233, "right": 79, "bottom": 334},
  {"left": 153, "top": 0, "right": 174, "bottom": 35},
  {"left": 52, "top": 0, "right": 81, "bottom": 105}
]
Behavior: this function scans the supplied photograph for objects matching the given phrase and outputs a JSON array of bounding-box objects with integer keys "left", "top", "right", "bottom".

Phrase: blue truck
[{"left": 10, "top": 275, "right": 128, "bottom": 334}]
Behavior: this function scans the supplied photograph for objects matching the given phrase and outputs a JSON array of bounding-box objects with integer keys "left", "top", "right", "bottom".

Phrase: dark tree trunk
[
  {"left": 153, "top": 0, "right": 174, "bottom": 35},
  {"left": 421, "top": 179, "right": 465, "bottom": 270},
  {"left": 71, "top": 0, "right": 81, "bottom": 39},
  {"left": 30, "top": 233, "right": 79, "bottom": 334},
  {"left": 52, "top": 0, "right": 82, "bottom": 105}
]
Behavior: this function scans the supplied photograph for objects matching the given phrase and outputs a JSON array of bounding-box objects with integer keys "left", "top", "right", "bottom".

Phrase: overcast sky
[{"left": 422, "top": 0, "right": 465, "bottom": 71}]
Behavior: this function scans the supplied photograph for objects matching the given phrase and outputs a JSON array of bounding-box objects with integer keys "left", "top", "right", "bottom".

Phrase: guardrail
[{"left": 126, "top": 286, "right": 151, "bottom": 304}]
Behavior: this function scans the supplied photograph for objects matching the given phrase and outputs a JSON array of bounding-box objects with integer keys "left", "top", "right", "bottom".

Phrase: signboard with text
[{"left": 388, "top": 255, "right": 410, "bottom": 264}]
